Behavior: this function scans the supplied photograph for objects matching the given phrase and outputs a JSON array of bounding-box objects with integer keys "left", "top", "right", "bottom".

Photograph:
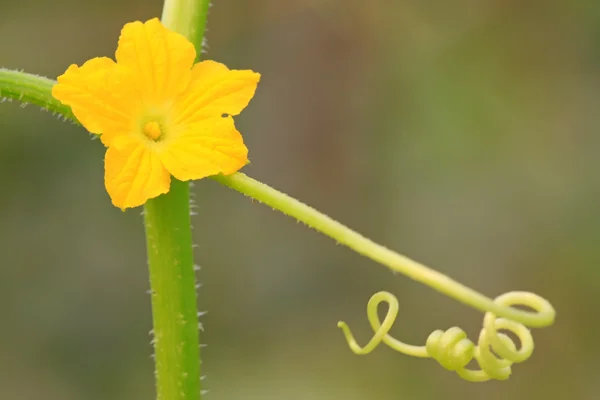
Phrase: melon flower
[{"left": 52, "top": 18, "right": 260, "bottom": 209}]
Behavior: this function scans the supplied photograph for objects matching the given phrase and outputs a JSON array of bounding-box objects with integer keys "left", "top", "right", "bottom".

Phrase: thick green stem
[
  {"left": 161, "top": 0, "right": 211, "bottom": 59},
  {"left": 144, "top": 179, "right": 199, "bottom": 400},
  {"left": 140, "top": 1, "right": 213, "bottom": 400}
]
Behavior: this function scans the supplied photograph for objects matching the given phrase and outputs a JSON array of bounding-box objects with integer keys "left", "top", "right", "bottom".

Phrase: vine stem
[
  {"left": 0, "top": 68, "right": 75, "bottom": 120},
  {"left": 142, "top": 1, "right": 213, "bottom": 400},
  {"left": 161, "top": 0, "right": 210, "bottom": 53},
  {"left": 211, "top": 173, "right": 555, "bottom": 328},
  {"left": 144, "top": 179, "right": 200, "bottom": 400}
]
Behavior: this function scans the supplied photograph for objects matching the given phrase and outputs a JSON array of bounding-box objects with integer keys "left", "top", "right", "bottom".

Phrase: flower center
[{"left": 143, "top": 121, "right": 163, "bottom": 141}]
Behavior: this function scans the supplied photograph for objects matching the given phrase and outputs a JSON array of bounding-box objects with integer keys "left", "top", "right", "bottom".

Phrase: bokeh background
[{"left": 1, "top": 1, "right": 598, "bottom": 399}]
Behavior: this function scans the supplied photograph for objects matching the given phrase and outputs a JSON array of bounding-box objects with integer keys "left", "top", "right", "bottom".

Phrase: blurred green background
[{"left": 1, "top": 1, "right": 598, "bottom": 399}]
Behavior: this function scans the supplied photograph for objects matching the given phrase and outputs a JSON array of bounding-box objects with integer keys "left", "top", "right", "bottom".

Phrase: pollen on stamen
[{"left": 143, "top": 121, "right": 163, "bottom": 141}]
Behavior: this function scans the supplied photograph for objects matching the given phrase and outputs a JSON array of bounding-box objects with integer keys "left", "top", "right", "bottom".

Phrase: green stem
[
  {"left": 144, "top": 179, "right": 199, "bottom": 400},
  {"left": 211, "top": 173, "right": 555, "bottom": 328},
  {"left": 0, "top": 68, "right": 76, "bottom": 121},
  {"left": 141, "top": 1, "right": 212, "bottom": 400},
  {"left": 161, "top": 0, "right": 211, "bottom": 59}
]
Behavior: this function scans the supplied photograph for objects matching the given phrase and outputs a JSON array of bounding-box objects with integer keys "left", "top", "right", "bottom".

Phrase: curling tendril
[{"left": 338, "top": 290, "right": 555, "bottom": 382}]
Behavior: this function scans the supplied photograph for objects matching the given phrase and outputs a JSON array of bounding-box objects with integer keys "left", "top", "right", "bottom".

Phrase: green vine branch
[
  {"left": 0, "top": 68, "right": 75, "bottom": 121},
  {"left": 211, "top": 173, "right": 555, "bottom": 327}
]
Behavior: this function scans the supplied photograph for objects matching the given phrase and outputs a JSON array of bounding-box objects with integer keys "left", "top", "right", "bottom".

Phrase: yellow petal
[
  {"left": 158, "top": 116, "right": 248, "bottom": 181},
  {"left": 104, "top": 139, "right": 171, "bottom": 209},
  {"left": 52, "top": 57, "right": 140, "bottom": 145},
  {"left": 172, "top": 60, "right": 260, "bottom": 125},
  {"left": 115, "top": 18, "right": 196, "bottom": 103}
]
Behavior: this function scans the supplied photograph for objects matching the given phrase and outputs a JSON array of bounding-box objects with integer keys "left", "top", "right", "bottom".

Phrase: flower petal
[
  {"left": 104, "top": 139, "right": 171, "bottom": 209},
  {"left": 172, "top": 60, "right": 260, "bottom": 125},
  {"left": 158, "top": 116, "right": 248, "bottom": 181},
  {"left": 115, "top": 18, "right": 196, "bottom": 103},
  {"left": 52, "top": 57, "right": 140, "bottom": 145}
]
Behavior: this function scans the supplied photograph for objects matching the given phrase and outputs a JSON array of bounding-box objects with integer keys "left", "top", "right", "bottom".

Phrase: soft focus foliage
[{"left": 0, "top": 1, "right": 597, "bottom": 399}]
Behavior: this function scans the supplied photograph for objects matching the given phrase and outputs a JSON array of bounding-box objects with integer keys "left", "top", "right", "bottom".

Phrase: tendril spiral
[{"left": 337, "top": 291, "right": 555, "bottom": 382}]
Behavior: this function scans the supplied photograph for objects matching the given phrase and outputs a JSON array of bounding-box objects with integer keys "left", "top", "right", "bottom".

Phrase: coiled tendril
[{"left": 338, "top": 291, "right": 555, "bottom": 382}]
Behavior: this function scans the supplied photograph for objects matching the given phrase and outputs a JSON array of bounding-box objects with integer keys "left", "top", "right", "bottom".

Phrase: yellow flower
[{"left": 52, "top": 18, "right": 260, "bottom": 209}]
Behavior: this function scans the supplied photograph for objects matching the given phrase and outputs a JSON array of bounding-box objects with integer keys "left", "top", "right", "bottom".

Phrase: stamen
[{"left": 143, "top": 121, "right": 162, "bottom": 141}]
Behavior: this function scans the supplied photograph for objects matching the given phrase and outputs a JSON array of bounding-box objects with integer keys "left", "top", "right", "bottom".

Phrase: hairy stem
[
  {"left": 211, "top": 173, "right": 555, "bottom": 328},
  {"left": 161, "top": 0, "right": 211, "bottom": 59},
  {"left": 144, "top": 179, "right": 199, "bottom": 400},
  {"left": 142, "top": 1, "right": 213, "bottom": 399},
  {"left": 0, "top": 68, "right": 75, "bottom": 120}
]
